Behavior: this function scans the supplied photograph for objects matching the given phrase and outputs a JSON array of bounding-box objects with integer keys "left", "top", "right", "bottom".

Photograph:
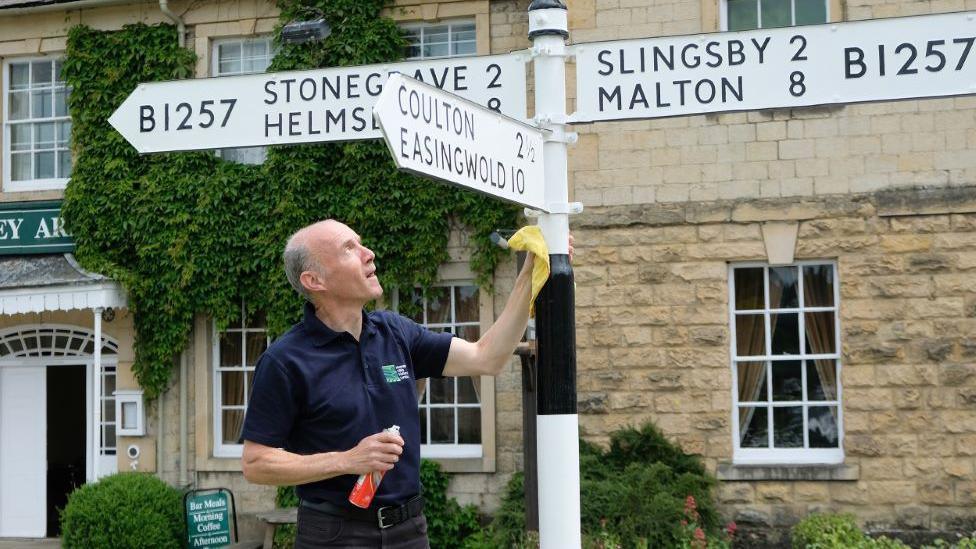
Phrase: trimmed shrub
[
  {"left": 791, "top": 513, "right": 908, "bottom": 549},
  {"left": 60, "top": 473, "right": 183, "bottom": 549}
]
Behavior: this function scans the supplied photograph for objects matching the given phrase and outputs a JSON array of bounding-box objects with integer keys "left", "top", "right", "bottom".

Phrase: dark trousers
[{"left": 294, "top": 505, "right": 430, "bottom": 549}]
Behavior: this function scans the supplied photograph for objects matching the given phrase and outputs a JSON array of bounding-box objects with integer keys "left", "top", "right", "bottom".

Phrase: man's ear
[{"left": 300, "top": 270, "right": 327, "bottom": 294}]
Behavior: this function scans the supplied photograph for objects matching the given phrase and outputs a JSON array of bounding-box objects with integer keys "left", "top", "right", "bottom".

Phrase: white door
[{"left": 0, "top": 366, "right": 47, "bottom": 538}]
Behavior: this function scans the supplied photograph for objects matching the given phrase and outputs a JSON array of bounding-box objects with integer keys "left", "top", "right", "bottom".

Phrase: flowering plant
[{"left": 677, "top": 495, "right": 736, "bottom": 549}]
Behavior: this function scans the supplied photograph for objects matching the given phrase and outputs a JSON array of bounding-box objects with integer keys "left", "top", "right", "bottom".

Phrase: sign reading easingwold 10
[
  {"left": 109, "top": 54, "right": 526, "bottom": 154},
  {"left": 0, "top": 201, "right": 73, "bottom": 256},
  {"left": 185, "top": 490, "right": 232, "bottom": 548},
  {"left": 574, "top": 11, "right": 976, "bottom": 122},
  {"left": 374, "top": 73, "right": 547, "bottom": 211}
]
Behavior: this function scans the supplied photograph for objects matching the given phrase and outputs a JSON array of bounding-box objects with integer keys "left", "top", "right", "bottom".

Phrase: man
[{"left": 241, "top": 219, "right": 561, "bottom": 548}]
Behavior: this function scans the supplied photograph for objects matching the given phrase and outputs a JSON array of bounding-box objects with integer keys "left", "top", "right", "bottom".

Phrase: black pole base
[{"left": 535, "top": 254, "right": 577, "bottom": 415}]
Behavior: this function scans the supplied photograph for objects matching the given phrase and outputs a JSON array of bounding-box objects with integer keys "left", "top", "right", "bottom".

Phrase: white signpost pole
[{"left": 527, "top": 2, "right": 583, "bottom": 548}]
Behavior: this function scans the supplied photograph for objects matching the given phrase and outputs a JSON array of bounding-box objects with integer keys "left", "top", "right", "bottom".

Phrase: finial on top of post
[{"left": 528, "top": 0, "right": 568, "bottom": 39}]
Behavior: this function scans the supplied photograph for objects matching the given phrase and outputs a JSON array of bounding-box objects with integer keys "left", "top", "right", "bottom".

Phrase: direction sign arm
[{"left": 442, "top": 256, "right": 535, "bottom": 378}]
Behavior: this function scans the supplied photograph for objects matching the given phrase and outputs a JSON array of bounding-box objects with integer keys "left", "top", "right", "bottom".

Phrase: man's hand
[{"left": 341, "top": 431, "right": 404, "bottom": 474}]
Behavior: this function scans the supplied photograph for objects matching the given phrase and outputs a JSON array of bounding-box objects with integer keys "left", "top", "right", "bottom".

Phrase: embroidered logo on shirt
[{"left": 382, "top": 364, "right": 410, "bottom": 383}]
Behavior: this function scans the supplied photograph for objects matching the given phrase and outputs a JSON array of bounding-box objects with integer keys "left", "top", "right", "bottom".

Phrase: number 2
[{"left": 790, "top": 35, "right": 808, "bottom": 62}]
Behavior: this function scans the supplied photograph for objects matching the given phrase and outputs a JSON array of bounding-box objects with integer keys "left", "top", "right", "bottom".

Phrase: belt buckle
[{"left": 377, "top": 506, "right": 394, "bottom": 529}]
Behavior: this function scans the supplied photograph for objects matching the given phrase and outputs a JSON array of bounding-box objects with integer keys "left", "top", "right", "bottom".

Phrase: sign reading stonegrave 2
[
  {"left": 573, "top": 11, "right": 976, "bottom": 122},
  {"left": 185, "top": 490, "right": 232, "bottom": 548},
  {"left": 0, "top": 201, "right": 73, "bottom": 256},
  {"left": 374, "top": 73, "right": 547, "bottom": 211},
  {"left": 109, "top": 53, "right": 527, "bottom": 154}
]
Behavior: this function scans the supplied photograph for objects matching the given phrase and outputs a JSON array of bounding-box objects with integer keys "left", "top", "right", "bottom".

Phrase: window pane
[
  {"left": 11, "top": 124, "right": 30, "bottom": 151},
  {"left": 425, "top": 25, "right": 449, "bottom": 42},
  {"left": 220, "top": 332, "right": 243, "bottom": 367},
  {"left": 11, "top": 152, "right": 31, "bottom": 180},
  {"left": 458, "top": 408, "right": 480, "bottom": 444},
  {"left": 55, "top": 88, "right": 68, "bottom": 117},
  {"left": 739, "top": 406, "right": 768, "bottom": 447},
  {"left": 803, "top": 265, "right": 834, "bottom": 307},
  {"left": 35, "top": 122, "right": 55, "bottom": 149},
  {"left": 9, "top": 90, "right": 29, "bottom": 120},
  {"left": 121, "top": 402, "right": 138, "bottom": 429},
  {"left": 219, "top": 43, "right": 242, "bottom": 63},
  {"left": 408, "top": 288, "right": 425, "bottom": 322},
  {"left": 31, "top": 60, "right": 52, "bottom": 85},
  {"left": 222, "top": 410, "right": 244, "bottom": 444},
  {"left": 57, "top": 121, "right": 71, "bottom": 146},
  {"left": 404, "top": 45, "right": 422, "bottom": 59},
  {"left": 218, "top": 59, "right": 241, "bottom": 75},
  {"left": 760, "top": 0, "right": 791, "bottom": 27},
  {"left": 809, "top": 406, "right": 838, "bottom": 447},
  {"left": 423, "top": 43, "right": 450, "bottom": 58},
  {"left": 58, "top": 150, "right": 72, "bottom": 179},
  {"left": 420, "top": 408, "right": 428, "bottom": 443},
  {"left": 247, "top": 310, "right": 267, "bottom": 328},
  {"left": 727, "top": 0, "right": 758, "bottom": 30},
  {"left": 453, "top": 25, "right": 476, "bottom": 41},
  {"left": 805, "top": 312, "right": 835, "bottom": 354},
  {"left": 452, "top": 41, "right": 476, "bottom": 56},
  {"left": 773, "top": 406, "right": 803, "bottom": 447},
  {"left": 458, "top": 377, "right": 479, "bottom": 404},
  {"left": 770, "top": 313, "right": 799, "bottom": 354},
  {"left": 9, "top": 63, "right": 29, "bottom": 90},
  {"left": 735, "top": 314, "right": 765, "bottom": 356},
  {"left": 244, "top": 40, "right": 267, "bottom": 58},
  {"left": 734, "top": 267, "right": 764, "bottom": 310},
  {"left": 737, "top": 361, "right": 767, "bottom": 402},
  {"left": 771, "top": 360, "right": 802, "bottom": 401},
  {"left": 795, "top": 0, "right": 827, "bottom": 25},
  {"left": 429, "top": 377, "right": 453, "bottom": 404},
  {"left": 105, "top": 399, "right": 116, "bottom": 422},
  {"left": 221, "top": 371, "right": 246, "bottom": 406},
  {"left": 430, "top": 408, "right": 454, "bottom": 443},
  {"left": 31, "top": 89, "right": 53, "bottom": 118},
  {"left": 426, "top": 287, "right": 451, "bottom": 324},
  {"left": 769, "top": 266, "right": 798, "bottom": 309},
  {"left": 245, "top": 332, "right": 267, "bottom": 366},
  {"left": 806, "top": 360, "right": 836, "bottom": 401},
  {"left": 454, "top": 286, "right": 479, "bottom": 322},
  {"left": 34, "top": 151, "right": 55, "bottom": 179},
  {"left": 104, "top": 424, "right": 116, "bottom": 447},
  {"left": 456, "top": 325, "right": 479, "bottom": 342},
  {"left": 54, "top": 59, "right": 63, "bottom": 83}
]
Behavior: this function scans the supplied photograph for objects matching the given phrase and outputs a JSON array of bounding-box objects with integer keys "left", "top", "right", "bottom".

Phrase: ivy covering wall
[{"left": 61, "top": 0, "right": 518, "bottom": 398}]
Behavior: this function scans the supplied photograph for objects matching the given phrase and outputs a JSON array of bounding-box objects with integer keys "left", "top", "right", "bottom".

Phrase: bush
[
  {"left": 791, "top": 513, "right": 908, "bottom": 549},
  {"left": 483, "top": 423, "right": 727, "bottom": 549},
  {"left": 60, "top": 473, "right": 183, "bottom": 549}
]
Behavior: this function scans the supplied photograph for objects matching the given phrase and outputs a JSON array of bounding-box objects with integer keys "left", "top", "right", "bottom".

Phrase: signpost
[
  {"left": 373, "top": 73, "right": 547, "bottom": 211},
  {"left": 0, "top": 201, "right": 73, "bottom": 256},
  {"left": 108, "top": 53, "right": 527, "bottom": 153},
  {"left": 184, "top": 488, "right": 236, "bottom": 549},
  {"left": 574, "top": 11, "right": 976, "bottom": 122}
]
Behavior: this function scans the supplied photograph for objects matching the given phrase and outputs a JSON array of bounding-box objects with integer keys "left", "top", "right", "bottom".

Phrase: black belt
[{"left": 300, "top": 495, "right": 424, "bottom": 530}]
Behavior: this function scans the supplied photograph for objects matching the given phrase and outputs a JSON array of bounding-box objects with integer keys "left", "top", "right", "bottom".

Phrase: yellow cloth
[{"left": 506, "top": 226, "right": 549, "bottom": 317}]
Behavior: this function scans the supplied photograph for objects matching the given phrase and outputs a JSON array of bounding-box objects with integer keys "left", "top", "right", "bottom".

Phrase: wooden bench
[{"left": 254, "top": 508, "right": 298, "bottom": 549}]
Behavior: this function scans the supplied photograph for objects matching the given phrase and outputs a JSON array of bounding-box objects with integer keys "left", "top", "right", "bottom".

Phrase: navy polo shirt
[{"left": 242, "top": 302, "right": 453, "bottom": 508}]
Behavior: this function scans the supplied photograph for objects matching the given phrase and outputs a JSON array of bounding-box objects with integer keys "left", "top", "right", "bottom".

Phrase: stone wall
[{"left": 571, "top": 186, "right": 976, "bottom": 537}]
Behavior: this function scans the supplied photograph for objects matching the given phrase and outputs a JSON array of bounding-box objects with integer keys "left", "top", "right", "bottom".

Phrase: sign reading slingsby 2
[
  {"left": 109, "top": 54, "right": 526, "bottom": 153},
  {"left": 373, "top": 73, "right": 547, "bottom": 211},
  {"left": 575, "top": 11, "right": 976, "bottom": 122}
]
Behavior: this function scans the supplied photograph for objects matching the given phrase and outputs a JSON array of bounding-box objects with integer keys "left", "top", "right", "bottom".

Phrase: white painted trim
[
  {"left": 0, "top": 281, "right": 127, "bottom": 315},
  {"left": 419, "top": 444, "right": 482, "bottom": 459}
]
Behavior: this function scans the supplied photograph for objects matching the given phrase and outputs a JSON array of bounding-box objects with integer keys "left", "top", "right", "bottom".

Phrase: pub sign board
[
  {"left": 0, "top": 201, "right": 73, "bottom": 256},
  {"left": 184, "top": 488, "right": 236, "bottom": 549}
]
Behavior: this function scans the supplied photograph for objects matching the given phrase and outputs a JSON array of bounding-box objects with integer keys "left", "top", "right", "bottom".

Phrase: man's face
[{"left": 309, "top": 221, "right": 383, "bottom": 303}]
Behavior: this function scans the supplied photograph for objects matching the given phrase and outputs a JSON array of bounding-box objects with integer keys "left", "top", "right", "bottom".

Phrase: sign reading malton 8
[
  {"left": 109, "top": 54, "right": 526, "bottom": 153},
  {"left": 0, "top": 201, "right": 72, "bottom": 256},
  {"left": 185, "top": 491, "right": 232, "bottom": 548},
  {"left": 574, "top": 11, "right": 976, "bottom": 122},
  {"left": 374, "top": 73, "right": 547, "bottom": 211}
]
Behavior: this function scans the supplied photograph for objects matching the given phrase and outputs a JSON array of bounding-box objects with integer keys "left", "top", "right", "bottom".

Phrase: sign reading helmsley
[{"left": 0, "top": 201, "right": 73, "bottom": 256}]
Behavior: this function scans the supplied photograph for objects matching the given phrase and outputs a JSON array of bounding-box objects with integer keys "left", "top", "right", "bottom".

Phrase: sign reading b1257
[
  {"left": 573, "top": 11, "right": 976, "bottom": 122},
  {"left": 373, "top": 73, "right": 546, "bottom": 211}
]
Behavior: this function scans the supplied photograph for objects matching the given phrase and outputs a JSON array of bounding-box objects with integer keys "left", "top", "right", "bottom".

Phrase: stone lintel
[
  {"left": 716, "top": 463, "right": 860, "bottom": 481},
  {"left": 877, "top": 186, "right": 976, "bottom": 217}
]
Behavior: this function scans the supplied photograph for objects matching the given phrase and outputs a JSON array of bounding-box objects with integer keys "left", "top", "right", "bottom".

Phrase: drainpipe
[
  {"left": 179, "top": 347, "right": 189, "bottom": 488},
  {"left": 157, "top": 383, "right": 165, "bottom": 482},
  {"left": 93, "top": 307, "right": 103, "bottom": 481},
  {"left": 158, "top": 0, "right": 185, "bottom": 48}
]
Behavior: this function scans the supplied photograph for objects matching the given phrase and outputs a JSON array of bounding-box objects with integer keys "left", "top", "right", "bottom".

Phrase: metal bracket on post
[{"left": 524, "top": 202, "right": 583, "bottom": 218}]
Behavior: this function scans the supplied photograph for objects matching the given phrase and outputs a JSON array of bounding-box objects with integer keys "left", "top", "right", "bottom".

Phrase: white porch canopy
[{"left": 0, "top": 254, "right": 127, "bottom": 314}]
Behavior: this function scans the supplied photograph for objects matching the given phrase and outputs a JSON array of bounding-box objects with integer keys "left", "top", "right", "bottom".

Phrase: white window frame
[
  {"left": 400, "top": 19, "right": 477, "bottom": 61},
  {"left": 393, "top": 284, "right": 483, "bottom": 459},
  {"left": 719, "top": 0, "right": 829, "bottom": 30},
  {"left": 210, "top": 36, "right": 275, "bottom": 164},
  {"left": 728, "top": 260, "right": 844, "bottom": 465},
  {"left": 212, "top": 305, "right": 269, "bottom": 458},
  {"left": 2, "top": 55, "right": 71, "bottom": 192}
]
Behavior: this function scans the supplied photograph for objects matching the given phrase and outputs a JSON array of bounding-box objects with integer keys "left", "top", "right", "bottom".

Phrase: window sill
[
  {"left": 716, "top": 463, "right": 859, "bottom": 481},
  {"left": 424, "top": 456, "right": 495, "bottom": 474}
]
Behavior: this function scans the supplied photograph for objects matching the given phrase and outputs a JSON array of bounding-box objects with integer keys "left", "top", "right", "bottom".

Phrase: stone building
[{"left": 0, "top": 0, "right": 974, "bottom": 544}]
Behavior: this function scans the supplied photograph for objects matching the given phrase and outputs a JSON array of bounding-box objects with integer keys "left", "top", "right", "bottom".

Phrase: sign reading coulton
[
  {"left": 374, "top": 73, "right": 547, "bottom": 211},
  {"left": 0, "top": 201, "right": 73, "bottom": 256},
  {"left": 573, "top": 11, "right": 976, "bottom": 122}
]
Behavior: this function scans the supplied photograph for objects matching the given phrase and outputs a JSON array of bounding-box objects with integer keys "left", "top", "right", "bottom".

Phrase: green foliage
[
  {"left": 482, "top": 423, "right": 723, "bottom": 549},
  {"left": 421, "top": 460, "right": 482, "bottom": 547},
  {"left": 273, "top": 486, "right": 298, "bottom": 549},
  {"left": 923, "top": 537, "right": 976, "bottom": 549},
  {"left": 62, "top": 0, "right": 517, "bottom": 398},
  {"left": 60, "top": 473, "right": 183, "bottom": 548},
  {"left": 791, "top": 513, "right": 908, "bottom": 549}
]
